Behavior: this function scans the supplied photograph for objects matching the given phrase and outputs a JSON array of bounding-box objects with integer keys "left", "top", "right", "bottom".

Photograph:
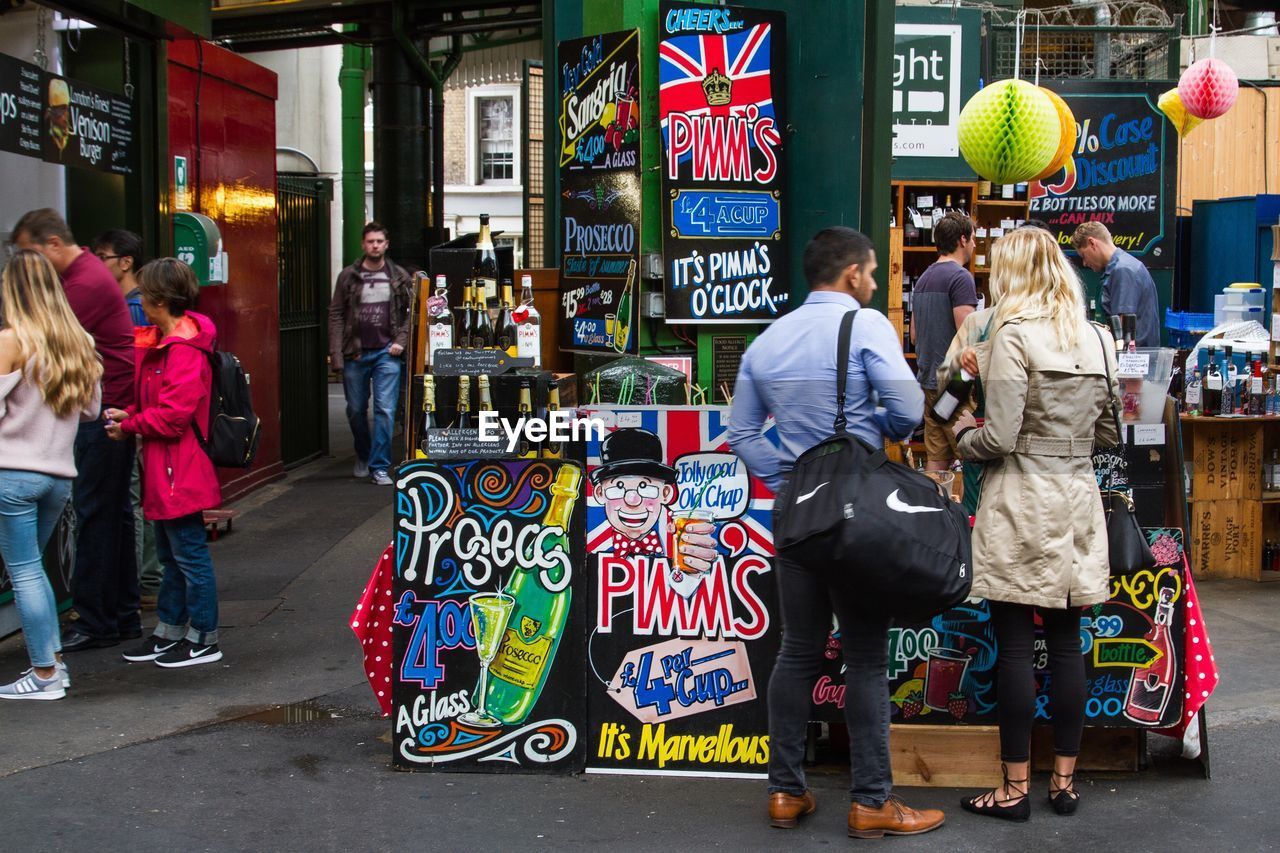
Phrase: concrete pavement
[{"left": 1, "top": 389, "right": 1277, "bottom": 850}]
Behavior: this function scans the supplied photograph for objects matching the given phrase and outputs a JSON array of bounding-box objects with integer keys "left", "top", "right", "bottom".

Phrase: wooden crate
[
  {"left": 888, "top": 724, "right": 1001, "bottom": 788},
  {"left": 1189, "top": 421, "right": 1263, "bottom": 501},
  {"left": 1032, "top": 726, "right": 1141, "bottom": 773},
  {"left": 1190, "top": 498, "right": 1263, "bottom": 579}
]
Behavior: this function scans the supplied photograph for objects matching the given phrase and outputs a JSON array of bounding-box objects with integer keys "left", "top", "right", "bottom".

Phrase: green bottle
[{"left": 482, "top": 464, "right": 580, "bottom": 724}]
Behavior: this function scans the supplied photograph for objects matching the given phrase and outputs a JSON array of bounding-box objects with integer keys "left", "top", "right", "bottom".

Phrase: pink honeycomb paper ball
[{"left": 1178, "top": 57, "right": 1238, "bottom": 120}]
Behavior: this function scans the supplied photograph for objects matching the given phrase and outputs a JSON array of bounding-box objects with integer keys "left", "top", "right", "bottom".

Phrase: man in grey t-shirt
[{"left": 912, "top": 212, "right": 977, "bottom": 471}]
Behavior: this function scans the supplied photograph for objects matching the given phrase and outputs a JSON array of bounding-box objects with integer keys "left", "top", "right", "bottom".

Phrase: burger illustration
[{"left": 47, "top": 78, "right": 71, "bottom": 155}]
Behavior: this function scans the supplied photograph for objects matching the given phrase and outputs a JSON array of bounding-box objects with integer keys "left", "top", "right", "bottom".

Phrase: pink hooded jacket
[{"left": 120, "top": 311, "right": 222, "bottom": 521}]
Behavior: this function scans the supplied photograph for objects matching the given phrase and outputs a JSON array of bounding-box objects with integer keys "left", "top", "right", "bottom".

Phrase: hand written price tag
[
  {"left": 1131, "top": 424, "right": 1165, "bottom": 446},
  {"left": 1118, "top": 352, "right": 1150, "bottom": 378},
  {"left": 422, "top": 428, "right": 511, "bottom": 460},
  {"left": 989, "top": 228, "right": 1005, "bottom": 239}
]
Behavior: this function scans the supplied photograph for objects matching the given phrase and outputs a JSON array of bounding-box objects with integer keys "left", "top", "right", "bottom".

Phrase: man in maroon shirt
[{"left": 13, "top": 208, "right": 141, "bottom": 651}]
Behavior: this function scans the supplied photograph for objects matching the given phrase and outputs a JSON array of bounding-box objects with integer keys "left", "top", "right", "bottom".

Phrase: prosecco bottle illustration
[
  {"left": 481, "top": 464, "right": 581, "bottom": 724},
  {"left": 1123, "top": 586, "right": 1177, "bottom": 724}
]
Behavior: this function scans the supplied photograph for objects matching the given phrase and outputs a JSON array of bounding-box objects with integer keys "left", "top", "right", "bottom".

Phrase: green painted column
[{"left": 340, "top": 41, "right": 370, "bottom": 267}]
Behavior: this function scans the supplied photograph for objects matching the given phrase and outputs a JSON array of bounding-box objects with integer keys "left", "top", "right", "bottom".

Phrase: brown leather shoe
[
  {"left": 769, "top": 790, "right": 816, "bottom": 828},
  {"left": 848, "top": 795, "right": 945, "bottom": 838}
]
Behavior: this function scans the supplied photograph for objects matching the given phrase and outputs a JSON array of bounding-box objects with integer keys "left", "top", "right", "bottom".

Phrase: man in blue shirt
[
  {"left": 728, "top": 227, "right": 941, "bottom": 838},
  {"left": 1071, "top": 221, "right": 1160, "bottom": 346}
]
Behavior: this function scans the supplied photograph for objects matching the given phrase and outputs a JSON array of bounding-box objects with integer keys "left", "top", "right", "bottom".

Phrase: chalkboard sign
[
  {"left": 1030, "top": 82, "right": 1176, "bottom": 268},
  {"left": 0, "top": 52, "right": 44, "bottom": 160},
  {"left": 659, "top": 3, "right": 789, "bottom": 324},
  {"left": 421, "top": 428, "right": 510, "bottom": 460},
  {"left": 579, "top": 406, "right": 781, "bottom": 777},
  {"left": 557, "top": 30, "right": 643, "bottom": 355},
  {"left": 391, "top": 459, "right": 587, "bottom": 772},
  {"left": 430, "top": 349, "right": 533, "bottom": 376},
  {"left": 711, "top": 335, "right": 746, "bottom": 404},
  {"left": 811, "top": 528, "right": 1186, "bottom": 728}
]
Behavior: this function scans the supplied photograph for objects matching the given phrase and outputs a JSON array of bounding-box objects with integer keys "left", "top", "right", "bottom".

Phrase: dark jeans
[
  {"left": 990, "top": 602, "right": 1086, "bottom": 762},
  {"left": 71, "top": 420, "right": 139, "bottom": 639},
  {"left": 153, "top": 512, "right": 219, "bottom": 646},
  {"left": 768, "top": 551, "right": 894, "bottom": 807}
]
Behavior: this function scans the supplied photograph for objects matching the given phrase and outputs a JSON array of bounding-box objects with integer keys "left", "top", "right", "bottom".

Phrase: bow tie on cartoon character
[{"left": 591, "top": 428, "right": 717, "bottom": 595}]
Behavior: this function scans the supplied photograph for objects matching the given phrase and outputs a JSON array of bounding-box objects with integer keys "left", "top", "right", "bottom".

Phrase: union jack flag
[
  {"left": 579, "top": 407, "right": 777, "bottom": 557},
  {"left": 658, "top": 24, "right": 775, "bottom": 159}
]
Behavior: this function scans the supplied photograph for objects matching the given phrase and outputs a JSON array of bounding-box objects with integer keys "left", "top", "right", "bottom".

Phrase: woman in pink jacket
[{"left": 105, "top": 258, "right": 224, "bottom": 668}]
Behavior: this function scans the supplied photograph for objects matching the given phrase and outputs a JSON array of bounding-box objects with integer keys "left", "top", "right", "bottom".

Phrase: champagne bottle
[
  {"left": 541, "top": 379, "right": 562, "bottom": 459},
  {"left": 478, "top": 374, "right": 494, "bottom": 414},
  {"left": 515, "top": 274, "right": 542, "bottom": 366},
  {"left": 427, "top": 275, "right": 454, "bottom": 367},
  {"left": 474, "top": 213, "right": 499, "bottom": 305},
  {"left": 417, "top": 374, "right": 437, "bottom": 456},
  {"left": 472, "top": 287, "right": 494, "bottom": 349},
  {"left": 931, "top": 368, "right": 975, "bottom": 423},
  {"left": 495, "top": 279, "right": 517, "bottom": 356},
  {"left": 483, "top": 464, "right": 581, "bottom": 724},
  {"left": 457, "top": 281, "right": 475, "bottom": 349},
  {"left": 516, "top": 383, "right": 535, "bottom": 459},
  {"left": 455, "top": 375, "right": 473, "bottom": 428}
]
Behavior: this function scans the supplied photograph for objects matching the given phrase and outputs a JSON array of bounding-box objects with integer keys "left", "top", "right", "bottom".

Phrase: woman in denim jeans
[
  {"left": 0, "top": 251, "right": 103, "bottom": 700},
  {"left": 106, "top": 259, "right": 224, "bottom": 669}
]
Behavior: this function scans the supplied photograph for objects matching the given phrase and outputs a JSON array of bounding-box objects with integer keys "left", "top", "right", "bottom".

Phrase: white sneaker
[
  {"left": 0, "top": 669, "right": 66, "bottom": 700},
  {"left": 21, "top": 662, "right": 70, "bottom": 689},
  {"left": 371, "top": 470, "right": 393, "bottom": 486},
  {"left": 354, "top": 459, "right": 370, "bottom": 479}
]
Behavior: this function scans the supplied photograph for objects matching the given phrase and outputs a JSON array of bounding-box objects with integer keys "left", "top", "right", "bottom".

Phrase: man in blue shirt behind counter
[{"left": 727, "top": 227, "right": 942, "bottom": 839}]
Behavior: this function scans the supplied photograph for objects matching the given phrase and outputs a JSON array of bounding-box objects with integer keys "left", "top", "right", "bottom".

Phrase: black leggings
[{"left": 989, "top": 601, "right": 1086, "bottom": 763}]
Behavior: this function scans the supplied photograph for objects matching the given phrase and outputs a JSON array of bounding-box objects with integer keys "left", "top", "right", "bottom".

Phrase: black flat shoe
[
  {"left": 1049, "top": 771, "right": 1080, "bottom": 815},
  {"left": 960, "top": 763, "right": 1030, "bottom": 822},
  {"left": 60, "top": 630, "right": 120, "bottom": 653}
]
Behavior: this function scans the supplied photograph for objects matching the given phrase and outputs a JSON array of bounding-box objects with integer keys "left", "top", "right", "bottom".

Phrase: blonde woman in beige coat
[{"left": 949, "top": 227, "right": 1120, "bottom": 822}]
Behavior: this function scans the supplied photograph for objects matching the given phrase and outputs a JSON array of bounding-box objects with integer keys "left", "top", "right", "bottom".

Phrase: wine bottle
[
  {"left": 472, "top": 287, "right": 494, "bottom": 349},
  {"left": 541, "top": 379, "right": 562, "bottom": 459},
  {"left": 457, "top": 281, "right": 475, "bottom": 349},
  {"left": 427, "top": 274, "right": 454, "bottom": 367},
  {"left": 1204, "top": 348, "right": 1223, "bottom": 415},
  {"left": 474, "top": 213, "right": 499, "bottom": 305},
  {"left": 931, "top": 368, "right": 975, "bottom": 422},
  {"left": 515, "top": 274, "right": 542, "bottom": 366},
  {"left": 481, "top": 464, "right": 581, "bottom": 724},
  {"left": 455, "top": 375, "right": 473, "bottom": 428},
  {"left": 977, "top": 179, "right": 992, "bottom": 200},
  {"left": 495, "top": 279, "right": 517, "bottom": 356},
  {"left": 418, "top": 374, "right": 437, "bottom": 455}
]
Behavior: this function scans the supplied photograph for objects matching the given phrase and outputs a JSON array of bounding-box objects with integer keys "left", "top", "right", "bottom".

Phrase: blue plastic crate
[{"left": 1165, "top": 308, "right": 1215, "bottom": 333}]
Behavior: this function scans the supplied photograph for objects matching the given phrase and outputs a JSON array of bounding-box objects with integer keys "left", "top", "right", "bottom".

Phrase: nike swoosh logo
[
  {"left": 885, "top": 489, "right": 943, "bottom": 514},
  {"left": 795, "top": 482, "right": 829, "bottom": 504},
  {"left": 188, "top": 647, "right": 214, "bottom": 659}
]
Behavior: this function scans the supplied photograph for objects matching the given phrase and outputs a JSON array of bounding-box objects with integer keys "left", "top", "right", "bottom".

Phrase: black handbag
[
  {"left": 772, "top": 310, "right": 973, "bottom": 621},
  {"left": 1090, "top": 324, "right": 1155, "bottom": 577}
]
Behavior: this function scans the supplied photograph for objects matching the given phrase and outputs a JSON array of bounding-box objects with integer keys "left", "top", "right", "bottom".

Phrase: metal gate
[{"left": 277, "top": 173, "right": 333, "bottom": 468}]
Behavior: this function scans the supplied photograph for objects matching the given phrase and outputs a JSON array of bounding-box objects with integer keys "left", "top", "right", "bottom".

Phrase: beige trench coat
[{"left": 957, "top": 316, "right": 1120, "bottom": 608}]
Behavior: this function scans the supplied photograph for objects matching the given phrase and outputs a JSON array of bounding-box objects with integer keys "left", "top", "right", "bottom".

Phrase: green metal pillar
[
  {"left": 860, "top": 0, "right": 895, "bottom": 311},
  {"left": 340, "top": 40, "right": 370, "bottom": 266}
]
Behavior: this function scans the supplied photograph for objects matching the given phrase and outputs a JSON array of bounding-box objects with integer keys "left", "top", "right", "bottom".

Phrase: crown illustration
[{"left": 702, "top": 68, "right": 732, "bottom": 106}]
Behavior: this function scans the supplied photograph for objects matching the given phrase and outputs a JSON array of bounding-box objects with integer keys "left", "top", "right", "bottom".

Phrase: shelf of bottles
[
  {"left": 890, "top": 180, "right": 1031, "bottom": 358},
  {"left": 412, "top": 213, "right": 558, "bottom": 461}
]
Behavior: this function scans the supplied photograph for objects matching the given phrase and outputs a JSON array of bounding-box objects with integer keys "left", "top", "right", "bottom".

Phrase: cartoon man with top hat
[{"left": 591, "top": 428, "right": 717, "bottom": 597}]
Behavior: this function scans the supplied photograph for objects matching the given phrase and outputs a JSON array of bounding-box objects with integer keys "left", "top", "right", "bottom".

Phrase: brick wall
[{"left": 444, "top": 89, "right": 468, "bottom": 186}]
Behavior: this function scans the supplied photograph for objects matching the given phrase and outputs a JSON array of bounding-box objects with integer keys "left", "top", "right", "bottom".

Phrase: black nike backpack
[
  {"left": 194, "top": 349, "right": 262, "bottom": 468},
  {"left": 771, "top": 310, "right": 972, "bottom": 621}
]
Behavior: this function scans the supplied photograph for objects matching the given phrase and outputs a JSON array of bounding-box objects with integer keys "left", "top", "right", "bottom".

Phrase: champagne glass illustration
[{"left": 460, "top": 592, "right": 516, "bottom": 727}]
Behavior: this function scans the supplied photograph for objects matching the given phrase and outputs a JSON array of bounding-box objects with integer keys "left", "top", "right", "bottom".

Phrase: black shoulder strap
[
  {"left": 834, "top": 309, "right": 858, "bottom": 434},
  {"left": 1090, "top": 322, "right": 1125, "bottom": 448}
]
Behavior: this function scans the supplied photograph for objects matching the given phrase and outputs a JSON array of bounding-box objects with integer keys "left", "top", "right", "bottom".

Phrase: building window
[{"left": 478, "top": 96, "right": 514, "bottom": 183}]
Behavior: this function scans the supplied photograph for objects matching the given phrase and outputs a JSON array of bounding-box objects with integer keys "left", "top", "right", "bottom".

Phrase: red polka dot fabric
[
  {"left": 1156, "top": 556, "right": 1220, "bottom": 743},
  {"left": 350, "top": 542, "right": 395, "bottom": 718}
]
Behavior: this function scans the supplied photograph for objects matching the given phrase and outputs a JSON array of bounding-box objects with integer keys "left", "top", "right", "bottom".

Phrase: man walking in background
[
  {"left": 912, "top": 211, "right": 978, "bottom": 473},
  {"left": 328, "top": 222, "right": 414, "bottom": 486},
  {"left": 1071, "top": 221, "right": 1160, "bottom": 346},
  {"left": 94, "top": 229, "right": 162, "bottom": 611},
  {"left": 12, "top": 209, "right": 140, "bottom": 650},
  {"left": 728, "top": 227, "right": 942, "bottom": 838}
]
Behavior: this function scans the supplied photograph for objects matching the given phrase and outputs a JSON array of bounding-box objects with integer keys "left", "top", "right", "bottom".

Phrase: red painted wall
[{"left": 167, "top": 38, "right": 283, "bottom": 500}]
